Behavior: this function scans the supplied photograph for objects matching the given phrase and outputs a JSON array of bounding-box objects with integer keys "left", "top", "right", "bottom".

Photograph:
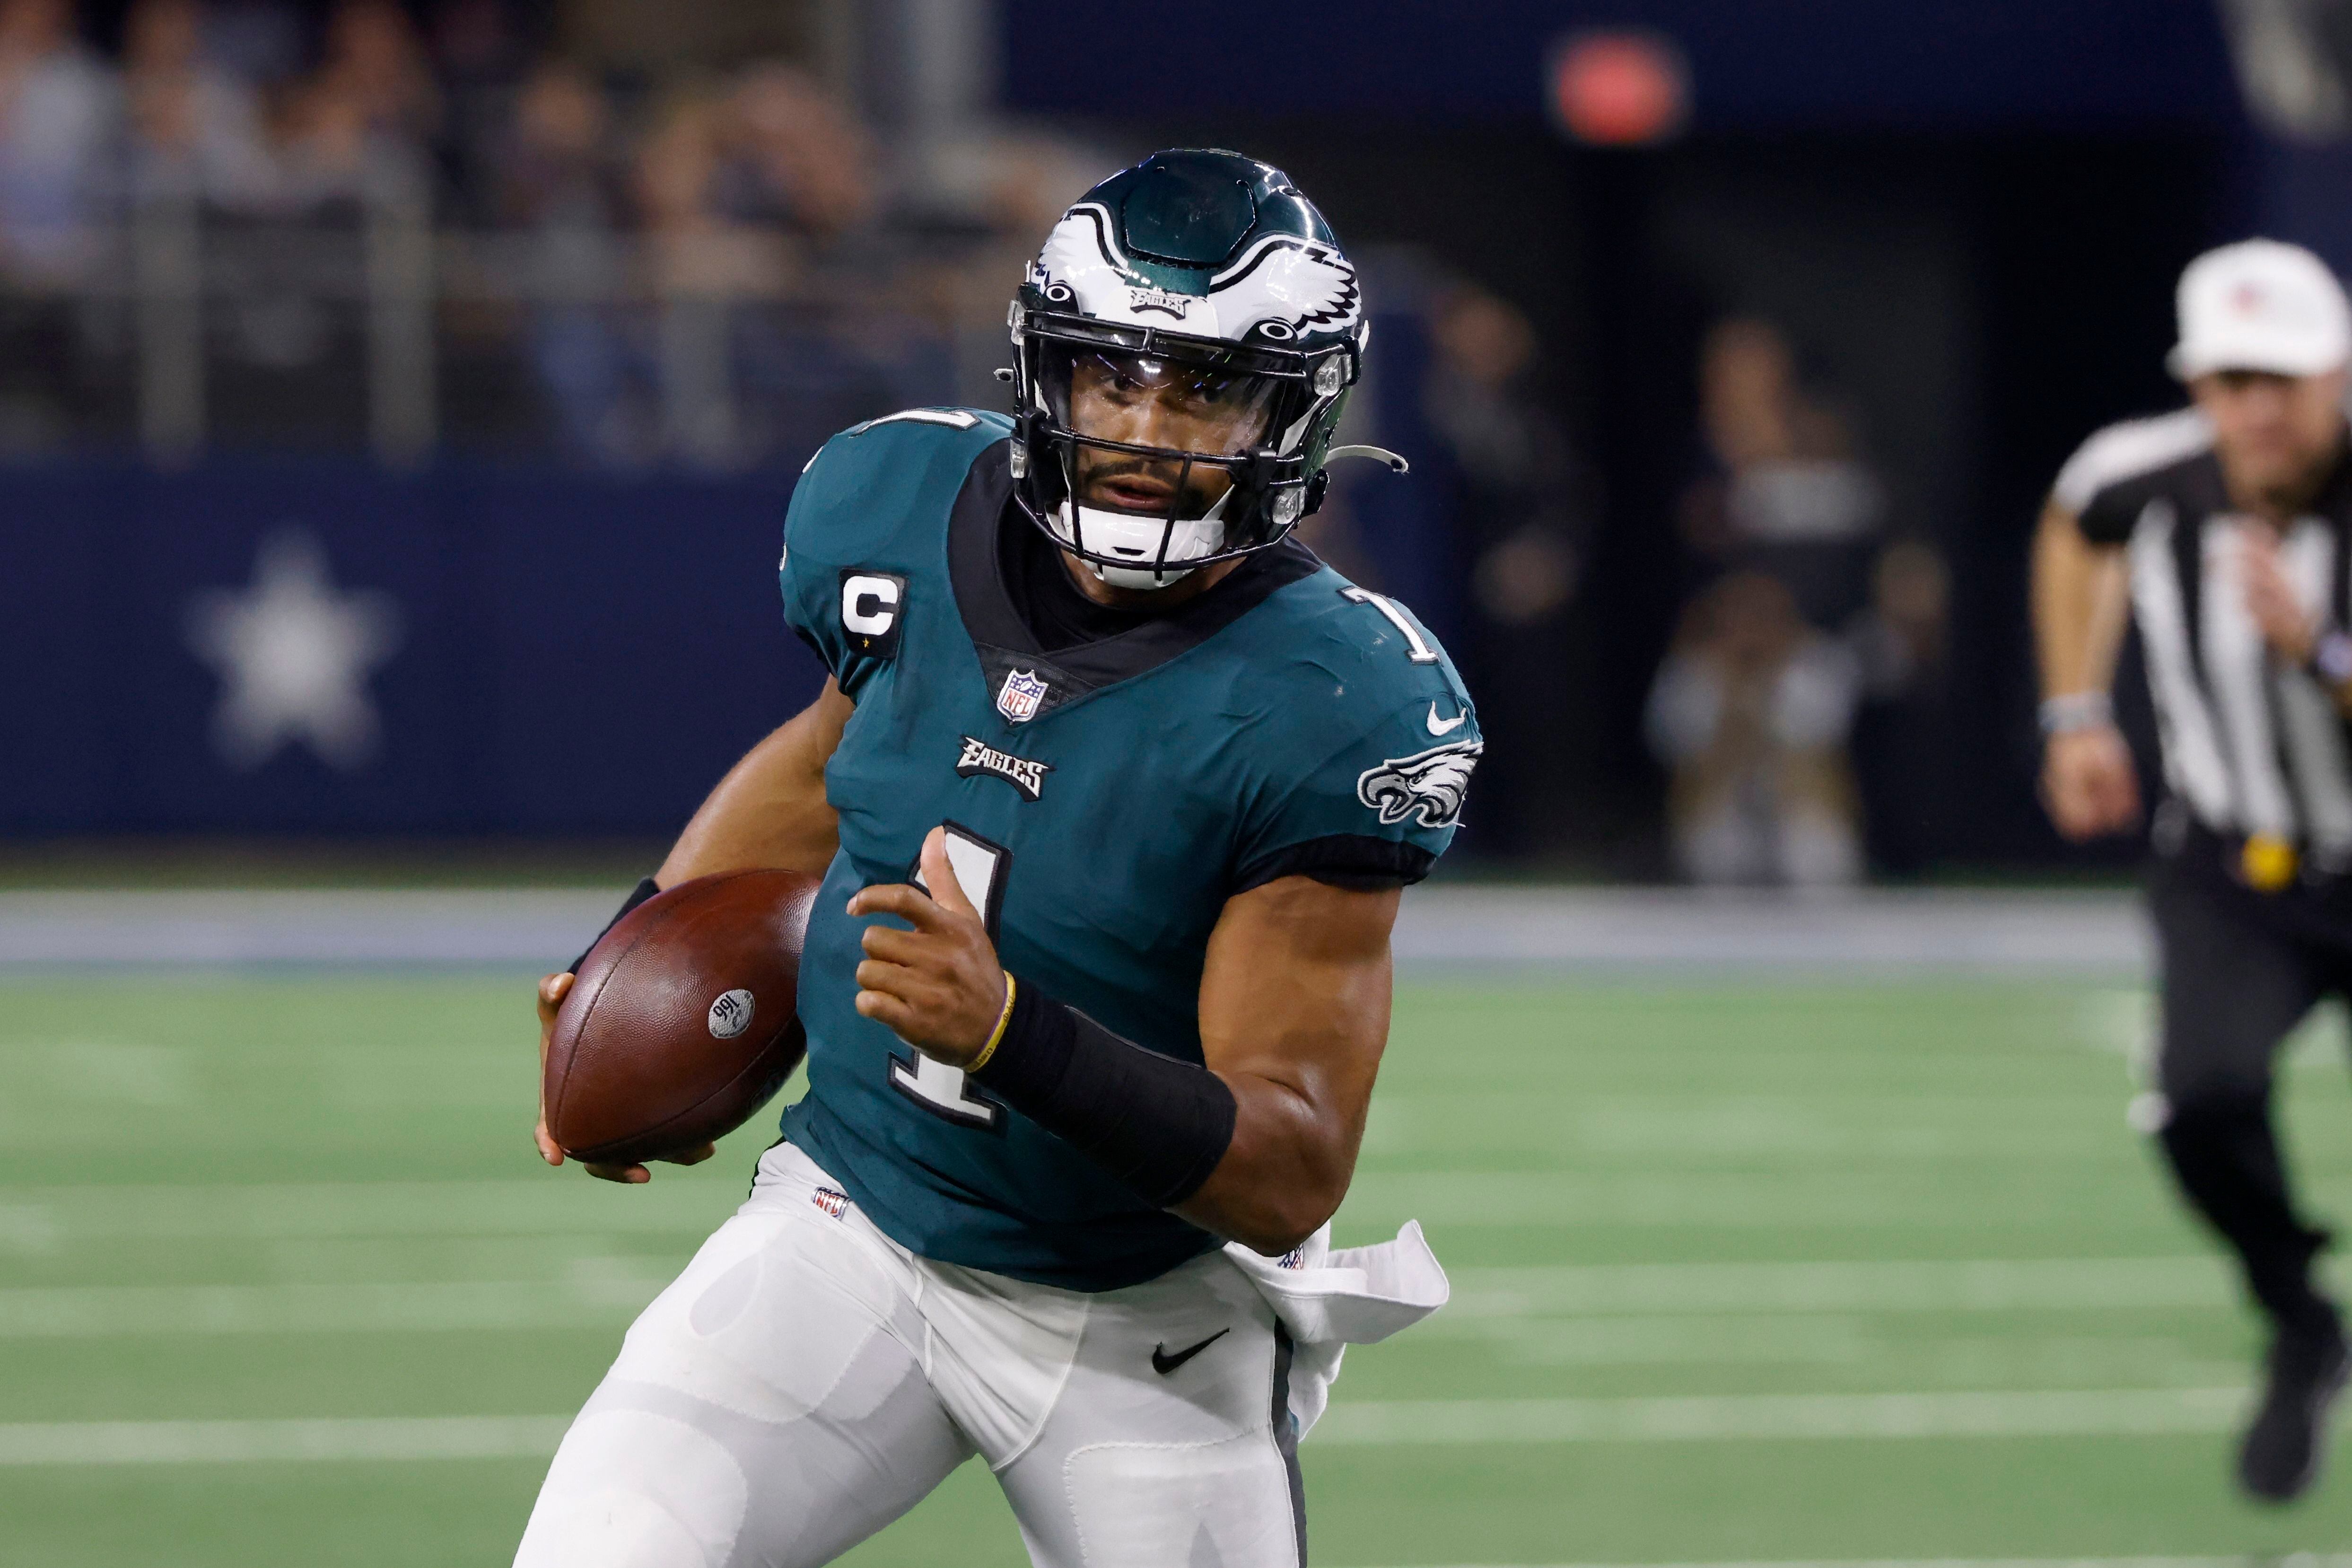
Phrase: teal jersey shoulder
[
  {"left": 775, "top": 410, "right": 1478, "bottom": 1291},
  {"left": 1199, "top": 554, "right": 1482, "bottom": 885},
  {"left": 781, "top": 406, "right": 1016, "bottom": 698}
]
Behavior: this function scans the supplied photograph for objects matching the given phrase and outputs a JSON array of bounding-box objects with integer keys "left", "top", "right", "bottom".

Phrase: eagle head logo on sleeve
[{"left": 1356, "top": 740, "right": 1483, "bottom": 829}]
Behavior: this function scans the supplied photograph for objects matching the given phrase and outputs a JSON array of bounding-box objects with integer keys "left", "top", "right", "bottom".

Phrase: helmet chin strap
[{"left": 1056, "top": 488, "right": 1235, "bottom": 592}]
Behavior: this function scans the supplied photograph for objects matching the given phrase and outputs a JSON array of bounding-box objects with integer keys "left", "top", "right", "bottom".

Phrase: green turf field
[{"left": 6, "top": 972, "right": 2352, "bottom": 1565}]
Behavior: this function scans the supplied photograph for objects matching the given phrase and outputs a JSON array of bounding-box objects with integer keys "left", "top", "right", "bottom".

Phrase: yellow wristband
[{"left": 968, "top": 975, "right": 1016, "bottom": 1075}]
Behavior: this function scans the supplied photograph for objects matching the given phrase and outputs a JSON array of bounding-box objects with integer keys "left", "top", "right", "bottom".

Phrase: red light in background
[{"left": 1549, "top": 30, "right": 1689, "bottom": 147}]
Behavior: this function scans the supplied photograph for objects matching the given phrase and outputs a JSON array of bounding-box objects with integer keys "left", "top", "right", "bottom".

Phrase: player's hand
[
  {"left": 532, "top": 970, "right": 716, "bottom": 1184},
  {"left": 846, "top": 826, "right": 1009, "bottom": 1068},
  {"left": 2243, "top": 526, "right": 2316, "bottom": 664},
  {"left": 2041, "top": 724, "right": 2142, "bottom": 841}
]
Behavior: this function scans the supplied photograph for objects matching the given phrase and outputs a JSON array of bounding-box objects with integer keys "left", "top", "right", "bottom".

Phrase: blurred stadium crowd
[
  {"left": 0, "top": 0, "right": 1109, "bottom": 466},
  {"left": 1644, "top": 318, "right": 1950, "bottom": 887}
]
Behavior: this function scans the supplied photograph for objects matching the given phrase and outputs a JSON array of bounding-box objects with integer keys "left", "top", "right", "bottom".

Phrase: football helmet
[{"left": 1007, "top": 149, "right": 1401, "bottom": 589}]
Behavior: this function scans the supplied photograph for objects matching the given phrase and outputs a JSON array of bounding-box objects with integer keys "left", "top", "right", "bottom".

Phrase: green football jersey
[{"left": 776, "top": 408, "right": 1479, "bottom": 1291}]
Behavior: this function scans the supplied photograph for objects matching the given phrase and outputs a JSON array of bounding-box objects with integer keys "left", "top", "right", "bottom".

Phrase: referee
[{"left": 2034, "top": 238, "right": 2352, "bottom": 1502}]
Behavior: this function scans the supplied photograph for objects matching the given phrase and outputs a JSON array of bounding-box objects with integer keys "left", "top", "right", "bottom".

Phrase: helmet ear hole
[{"left": 1301, "top": 471, "right": 1330, "bottom": 520}]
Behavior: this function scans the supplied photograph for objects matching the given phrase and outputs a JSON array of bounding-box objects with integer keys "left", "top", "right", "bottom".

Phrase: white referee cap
[{"left": 2170, "top": 239, "right": 2352, "bottom": 380}]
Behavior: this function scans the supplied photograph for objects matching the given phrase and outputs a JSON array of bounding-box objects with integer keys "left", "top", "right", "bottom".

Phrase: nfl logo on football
[{"left": 996, "top": 668, "right": 1049, "bottom": 724}]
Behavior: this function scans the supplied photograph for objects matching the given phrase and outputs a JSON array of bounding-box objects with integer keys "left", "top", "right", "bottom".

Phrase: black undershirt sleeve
[{"left": 1233, "top": 833, "right": 1437, "bottom": 895}]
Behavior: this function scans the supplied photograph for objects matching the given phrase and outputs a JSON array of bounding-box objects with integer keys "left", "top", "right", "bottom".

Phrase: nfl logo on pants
[{"left": 996, "top": 669, "right": 1049, "bottom": 724}]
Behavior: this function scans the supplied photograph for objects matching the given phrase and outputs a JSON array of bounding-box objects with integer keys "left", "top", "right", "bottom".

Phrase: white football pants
[{"left": 513, "top": 1142, "right": 1446, "bottom": 1568}]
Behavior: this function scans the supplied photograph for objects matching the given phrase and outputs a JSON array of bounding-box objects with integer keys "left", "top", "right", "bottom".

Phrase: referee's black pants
[{"left": 2150, "top": 836, "right": 2352, "bottom": 1335}]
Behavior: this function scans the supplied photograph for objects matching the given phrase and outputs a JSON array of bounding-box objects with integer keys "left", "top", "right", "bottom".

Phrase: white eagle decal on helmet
[
  {"left": 1208, "top": 236, "right": 1361, "bottom": 340},
  {"left": 1030, "top": 206, "right": 1362, "bottom": 342},
  {"left": 1030, "top": 204, "right": 1141, "bottom": 301},
  {"left": 1356, "top": 740, "right": 1482, "bottom": 829}
]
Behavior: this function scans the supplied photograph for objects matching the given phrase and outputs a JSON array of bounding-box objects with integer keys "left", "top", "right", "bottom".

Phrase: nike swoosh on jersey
[
  {"left": 1426, "top": 703, "right": 1467, "bottom": 736},
  {"left": 1151, "top": 1328, "right": 1230, "bottom": 1375}
]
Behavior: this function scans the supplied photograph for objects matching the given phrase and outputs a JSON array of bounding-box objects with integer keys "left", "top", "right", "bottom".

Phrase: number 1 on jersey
[
  {"left": 887, "top": 823, "right": 1009, "bottom": 1131},
  {"left": 1340, "top": 587, "right": 1440, "bottom": 664}
]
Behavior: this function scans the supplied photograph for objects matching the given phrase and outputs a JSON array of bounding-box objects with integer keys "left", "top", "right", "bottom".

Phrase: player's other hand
[
  {"left": 532, "top": 970, "right": 716, "bottom": 1184},
  {"left": 2041, "top": 725, "right": 2142, "bottom": 841},
  {"left": 847, "top": 826, "right": 1009, "bottom": 1068}
]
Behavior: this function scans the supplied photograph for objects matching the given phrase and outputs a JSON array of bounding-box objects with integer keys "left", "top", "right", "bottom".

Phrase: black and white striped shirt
[{"left": 2060, "top": 409, "right": 2352, "bottom": 860}]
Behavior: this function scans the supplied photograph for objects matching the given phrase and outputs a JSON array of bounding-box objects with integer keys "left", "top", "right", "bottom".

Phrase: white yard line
[
  {"left": 0, "top": 1179, "right": 731, "bottom": 1247},
  {"left": 0, "top": 1258, "right": 2238, "bottom": 1338},
  {"left": 0, "top": 1389, "right": 2290, "bottom": 1465},
  {"left": 1348, "top": 1559, "right": 2352, "bottom": 1568},
  {"left": 0, "top": 887, "right": 2148, "bottom": 972},
  {"left": 1, "top": 1174, "right": 2180, "bottom": 1247},
  {"left": 0, "top": 1415, "right": 572, "bottom": 1465},
  {"left": 1392, "top": 887, "right": 2147, "bottom": 973},
  {"left": 1338, "top": 1172, "right": 2129, "bottom": 1230},
  {"left": 0, "top": 890, "right": 614, "bottom": 967},
  {"left": 0, "top": 1278, "right": 665, "bottom": 1336},
  {"left": 1308, "top": 1389, "right": 2264, "bottom": 1445},
  {"left": 1441, "top": 1258, "right": 2232, "bottom": 1316}
]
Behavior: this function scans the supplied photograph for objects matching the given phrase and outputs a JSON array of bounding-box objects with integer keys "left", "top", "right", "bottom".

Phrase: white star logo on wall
[{"left": 185, "top": 530, "right": 404, "bottom": 771}]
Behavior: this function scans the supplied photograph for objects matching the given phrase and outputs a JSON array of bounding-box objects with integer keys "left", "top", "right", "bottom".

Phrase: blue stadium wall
[{"left": 2, "top": 459, "right": 827, "bottom": 837}]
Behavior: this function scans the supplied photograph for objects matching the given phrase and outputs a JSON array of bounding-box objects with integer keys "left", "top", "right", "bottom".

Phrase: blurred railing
[{"left": 4, "top": 195, "right": 987, "bottom": 470}]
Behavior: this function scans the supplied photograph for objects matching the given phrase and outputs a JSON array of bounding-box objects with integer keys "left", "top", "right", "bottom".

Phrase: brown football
[{"left": 544, "top": 868, "right": 822, "bottom": 1166}]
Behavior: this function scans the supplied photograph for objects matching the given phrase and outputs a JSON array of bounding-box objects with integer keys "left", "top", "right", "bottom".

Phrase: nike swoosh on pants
[{"left": 1151, "top": 1328, "right": 1230, "bottom": 1375}]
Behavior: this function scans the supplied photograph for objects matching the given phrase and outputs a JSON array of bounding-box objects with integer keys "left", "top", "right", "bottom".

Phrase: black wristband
[
  {"left": 567, "top": 877, "right": 661, "bottom": 974},
  {"left": 972, "top": 979, "right": 1238, "bottom": 1209}
]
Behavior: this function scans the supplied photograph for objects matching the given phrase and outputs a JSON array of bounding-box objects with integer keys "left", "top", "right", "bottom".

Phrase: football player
[{"left": 516, "top": 150, "right": 1480, "bottom": 1568}]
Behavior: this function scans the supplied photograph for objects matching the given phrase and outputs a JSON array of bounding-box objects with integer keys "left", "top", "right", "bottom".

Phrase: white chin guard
[{"left": 1051, "top": 499, "right": 1229, "bottom": 591}]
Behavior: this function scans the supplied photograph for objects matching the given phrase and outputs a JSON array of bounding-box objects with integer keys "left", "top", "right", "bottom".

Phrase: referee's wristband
[
  {"left": 2038, "top": 691, "right": 2113, "bottom": 736},
  {"left": 2310, "top": 629, "right": 2352, "bottom": 687},
  {"left": 968, "top": 976, "right": 1236, "bottom": 1209}
]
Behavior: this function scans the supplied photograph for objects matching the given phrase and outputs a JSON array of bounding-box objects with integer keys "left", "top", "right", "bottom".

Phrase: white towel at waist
[{"left": 1222, "top": 1218, "right": 1449, "bottom": 1436}]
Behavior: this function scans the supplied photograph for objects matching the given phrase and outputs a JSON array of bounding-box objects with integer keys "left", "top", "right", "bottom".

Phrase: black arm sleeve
[{"left": 970, "top": 980, "right": 1238, "bottom": 1209}]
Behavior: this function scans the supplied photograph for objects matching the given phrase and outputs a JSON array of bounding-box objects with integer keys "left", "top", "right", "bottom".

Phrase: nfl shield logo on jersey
[{"left": 996, "top": 668, "right": 1049, "bottom": 724}]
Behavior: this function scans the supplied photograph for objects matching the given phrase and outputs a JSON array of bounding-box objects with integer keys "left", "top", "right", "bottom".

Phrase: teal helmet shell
[{"left": 1007, "top": 150, "right": 1373, "bottom": 580}]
